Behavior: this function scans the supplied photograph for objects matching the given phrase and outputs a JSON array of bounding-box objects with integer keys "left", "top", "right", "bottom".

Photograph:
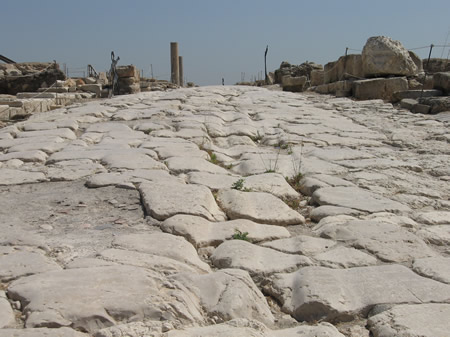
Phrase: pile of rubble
[{"left": 276, "top": 36, "right": 450, "bottom": 114}]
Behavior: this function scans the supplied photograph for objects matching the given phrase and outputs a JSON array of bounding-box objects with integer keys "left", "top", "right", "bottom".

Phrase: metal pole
[
  {"left": 420, "top": 44, "right": 434, "bottom": 100},
  {"left": 264, "top": 45, "right": 268, "bottom": 84}
]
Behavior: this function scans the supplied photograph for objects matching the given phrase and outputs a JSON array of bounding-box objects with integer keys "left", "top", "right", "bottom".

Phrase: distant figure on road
[{"left": 222, "top": 78, "right": 224, "bottom": 86}]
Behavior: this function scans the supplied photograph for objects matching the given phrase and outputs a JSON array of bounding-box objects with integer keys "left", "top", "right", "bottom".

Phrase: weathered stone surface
[
  {"left": 161, "top": 214, "right": 290, "bottom": 248},
  {"left": 86, "top": 169, "right": 182, "bottom": 188},
  {"left": 170, "top": 269, "right": 275, "bottom": 325},
  {"left": 165, "top": 156, "right": 229, "bottom": 174},
  {"left": 139, "top": 181, "right": 226, "bottom": 221},
  {"left": 268, "top": 265, "right": 450, "bottom": 322},
  {"left": 243, "top": 173, "right": 300, "bottom": 198},
  {"left": 0, "top": 248, "right": 61, "bottom": 281},
  {"left": 416, "top": 225, "right": 450, "bottom": 246},
  {"left": 316, "top": 218, "right": 436, "bottom": 263},
  {"left": 367, "top": 303, "right": 450, "bottom": 337},
  {"left": 0, "top": 150, "right": 48, "bottom": 163},
  {"left": 353, "top": 77, "right": 408, "bottom": 101},
  {"left": 163, "top": 319, "right": 345, "bottom": 337},
  {"left": 415, "top": 211, "right": 450, "bottom": 225},
  {"left": 323, "top": 54, "right": 363, "bottom": 84},
  {"left": 0, "top": 327, "right": 89, "bottom": 337},
  {"left": 312, "top": 186, "right": 410, "bottom": 214},
  {"left": 47, "top": 159, "right": 107, "bottom": 181},
  {"left": 187, "top": 172, "right": 240, "bottom": 190},
  {"left": 0, "top": 168, "right": 47, "bottom": 185},
  {"left": 0, "top": 290, "right": 14, "bottom": 328},
  {"left": 362, "top": 36, "right": 418, "bottom": 77},
  {"left": 313, "top": 246, "right": 378, "bottom": 268},
  {"left": 112, "top": 233, "right": 210, "bottom": 272},
  {"left": 211, "top": 240, "right": 312, "bottom": 276},
  {"left": 261, "top": 235, "right": 336, "bottom": 256},
  {"left": 413, "top": 257, "right": 450, "bottom": 284},
  {"left": 217, "top": 189, "right": 305, "bottom": 225},
  {"left": 101, "top": 152, "right": 165, "bottom": 170},
  {"left": 310, "top": 205, "right": 362, "bottom": 222},
  {"left": 7, "top": 266, "right": 179, "bottom": 333}
]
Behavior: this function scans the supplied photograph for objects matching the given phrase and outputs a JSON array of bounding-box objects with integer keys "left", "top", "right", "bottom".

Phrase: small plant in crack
[
  {"left": 282, "top": 196, "right": 301, "bottom": 210},
  {"left": 286, "top": 173, "right": 303, "bottom": 193},
  {"left": 251, "top": 131, "right": 263, "bottom": 143},
  {"left": 231, "top": 178, "right": 251, "bottom": 191},
  {"left": 144, "top": 128, "right": 153, "bottom": 135},
  {"left": 208, "top": 152, "right": 218, "bottom": 164},
  {"left": 232, "top": 229, "right": 249, "bottom": 241}
]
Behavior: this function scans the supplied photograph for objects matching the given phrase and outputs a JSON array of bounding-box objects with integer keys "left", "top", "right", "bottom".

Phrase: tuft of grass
[
  {"left": 232, "top": 229, "right": 249, "bottom": 241},
  {"left": 231, "top": 178, "right": 251, "bottom": 192},
  {"left": 286, "top": 173, "right": 303, "bottom": 193},
  {"left": 209, "top": 152, "right": 218, "bottom": 164},
  {"left": 144, "top": 128, "right": 153, "bottom": 135}
]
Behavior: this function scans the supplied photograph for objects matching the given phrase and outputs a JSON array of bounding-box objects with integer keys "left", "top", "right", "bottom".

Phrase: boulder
[
  {"left": 433, "top": 72, "right": 450, "bottom": 94},
  {"left": 423, "top": 58, "right": 450, "bottom": 73},
  {"left": 281, "top": 76, "right": 307, "bottom": 92},
  {"left": 419, "top": 96, "right": 450, "bottom": 113},
  {"left": 362, "top": 36, "right": 418, "bottom": 77},
  {"left": 310, "top": 69, "right": 324, "bottom": 86},
  {"left": 353, "top": 77, "right": 408, "bottom": 101}
]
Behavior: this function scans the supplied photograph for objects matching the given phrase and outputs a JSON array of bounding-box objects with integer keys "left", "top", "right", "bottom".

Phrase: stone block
[
  {"left": 324, "top": 54, "right": 363, "bottom": 84},
  {"left": 419, "top": 96, "right": 450, "bottom": 113},
  {"left": 433, "top": 72, "right": 450, "bottom": 94},
  {"left": 116, "top": 65, "right": 139, "bottom": 79},
  {"left": 281, "top": 76, "right": 307, "bottom": 92},
  {"left": 400, "top": 98, "right": 418, "bottom": 110},
  {"left": 310, "top": 70, "right": 324, "bottom": 86},
  {"left": 80, "top": 84, "right": 102, "bottom": 97},
  {"left": 352, "top": 77, "right": 408, "bottom": 101},
  {"left": 412, "top": 104, "right": 431, "bottom": 114},
  {"left": 393, "top": 89, "right": 442, "bottom": 102}
]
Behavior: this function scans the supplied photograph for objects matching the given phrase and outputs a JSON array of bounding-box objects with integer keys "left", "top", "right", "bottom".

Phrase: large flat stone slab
[
  {"left": 367, "top": 303, "right": 450, "bottom": 337},
  {"left": 0, "top": 328, "right": 89, "bottom": 337},
  {"left": 161, "top": 214, "right": 290, "bottom": 248},
  {"left": 165, "top": 156, "right": 229, "bottom": 174},
  {"left": 170, "top": 269, "right": 274, "bottom": 326},
  {"left": 211, "top": 240, "right": 312, "bottom": 276},
  {"left": 261, "top": 235, "right": 336, "bottom": 256},
  {"left": 216, "top": 189, "right": 305, "bottom": 225},
  {"left": 312, "top": 186, "right": 410, "bottom": 214},
  {"left": 112, "top": 233, "right": 210, "bottom": 273},
  {"left": 316, "top": 218, "right": 436, "bottom": 263},
  {"left": 7, "top": 266, "right": 179, "bottom": 333},
  {"left": 0, "top": 168, "right": 47, "bottom": 185},
  {"left": 0, "top": 248, "right": 61, "bottom": 281},
  {"left": 267, "top": 264, "right": 450, "bottom": 322},
  {"left": 139, "top": 181, "right": 226, "bottom": 221},
  {"left": 413, "top": 257, "right": 450, "bottom": 284}
]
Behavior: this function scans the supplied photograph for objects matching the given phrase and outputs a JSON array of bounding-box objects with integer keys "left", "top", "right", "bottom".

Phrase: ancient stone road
[{"left": 0, "top": 86, "right": 449, "bottom": 337}]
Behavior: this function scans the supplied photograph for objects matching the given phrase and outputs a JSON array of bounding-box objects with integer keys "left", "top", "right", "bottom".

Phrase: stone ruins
[{"left": 0, "top": 36, "right": 449, "bottom": 337}]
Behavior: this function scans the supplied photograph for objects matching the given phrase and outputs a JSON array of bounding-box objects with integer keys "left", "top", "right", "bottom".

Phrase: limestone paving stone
[
  {"left": 0, "top": 168, "right": 47, "bottom": 185},
  {"left": 313, "top": 246, "right": 378, "bottom": 268},
  {"left": 165, "top": 156, "right": 229, "bottom": 174},
  {"left": 418, "top": 223, "right": 450, "bottom": 246},
  {"left": 415, "top": 211, "right": 450, "bottom": 225},
  {"left": 312, "top": 186, "right": 411, "bottom": 214},
  {"left": 261, "top": 235, "right": 337, "bottom": 256},
  {"left": 316, "top": 218, "right": 436, "bottom": 263},
  {"left": 216, "top": 189, "right": 305, "bottom": 225},
  {"left": 47, "top": 159, "right": 107, "bottom": 181},
  {"left": 170, "top": 269, "right": 275, "bottom": 326},
  {"left": 0, "top": 150, "right": 48, "bottom": 163},
  {"left": 101, "top": 152, "right": 165, "bottom": 170},
  {"left": 0, "top": 248, "right": 61, "bottom": 281},
  {"left": 0, "top": 328, "right": 89, "bottom": 337},
  {"left": 7, "top": 265, "right": 200, "bottom": 333},
  {"left": 310, "top": 205, "right": 363, "bottom": 222},
  {"left": 267, "top": 264, "right": 450, "bottom": 322},
  {"left": 161, "top": 214, "right": 290, "bottom": 248},
  {"left": 367, "top": 303, "right": 450, "bottom": 337},
  {"left": 15, "top": 128, "right": 77, "bottom": 140},
  {"left": 187, "top": 172, "right": 241, "bottom": 190},
  {"left": 113, "top": 233, "right": 210, "bottom": 273},
  {"left": 243, "top": 172, "right": 300, "bottom": 198},
  {"left": 86, "top": 169, "right": 183, "bottom": 188},
  {"left": 139, "top": 181, "right": 226, "bottom": 221},
  {"left": 211, "top": 240, "right": 313, "bottom": 276},
  {"left": 413, "top": 257, "right": 450, "bottom": 284},
  {"left": 0, "top": 290, "right": 14, "bottom": 328}
]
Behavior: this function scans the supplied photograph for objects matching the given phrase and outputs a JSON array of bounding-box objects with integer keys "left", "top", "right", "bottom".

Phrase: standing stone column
[
  {"left": 170, "top": 42, "right": 180, "bottom": 85},
  {"left": 178, "top": 56, "right": 184, "bottom": 87}
]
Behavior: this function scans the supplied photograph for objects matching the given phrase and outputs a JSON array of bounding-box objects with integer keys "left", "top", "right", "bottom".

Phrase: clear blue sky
[{"left": 2, "top": 0, "right": 449, "bottom": 85}]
